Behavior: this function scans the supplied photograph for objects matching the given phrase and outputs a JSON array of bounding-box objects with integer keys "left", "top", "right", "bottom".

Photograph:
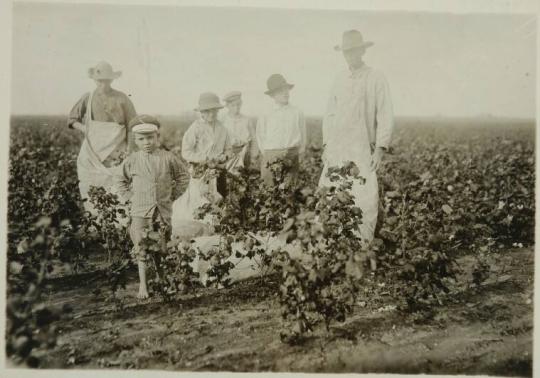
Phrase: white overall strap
[
  {"left": 88, "top": 90, "right": 94, "bottom": 121},
  {"left": 85, "top": 90, "right": 94, "bottom": 133}
]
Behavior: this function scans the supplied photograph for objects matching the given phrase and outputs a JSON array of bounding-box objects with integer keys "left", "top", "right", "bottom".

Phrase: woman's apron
[
  {"left": 318, "top": 72, "right": 379, "bottom": 249},
  {"left": 77, "top": 91, "right": 127, "bottom": 214}
]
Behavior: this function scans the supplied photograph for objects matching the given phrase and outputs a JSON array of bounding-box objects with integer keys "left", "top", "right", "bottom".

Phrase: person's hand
[
  {"left": 216, "top": 153, "right": 229, "bottom": 164},
  {"left": 232, "top": 145, "right": 244, "bottom": 154},
  {"left": 120, "top": 191, "right": 133, "bottom": 204},
  {"left": 321, "top": 149, "right": 328, "bottom": 165},
  {"left": 232, "top": 140, "right": 247, "bottom": 148},
  {"left": 370, "top": 147, "right": 385, "bottom": 172},
  {"left": 190, "top": 163, "right": 205, "bottom": 178},
  {"left": 72, "top": 122, "right": 85, "bottom": 133}
]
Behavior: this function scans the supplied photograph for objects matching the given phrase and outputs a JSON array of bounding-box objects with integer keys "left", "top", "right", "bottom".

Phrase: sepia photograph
[{"left": 3, "top": 0, "right": 537, "bottom": 376}]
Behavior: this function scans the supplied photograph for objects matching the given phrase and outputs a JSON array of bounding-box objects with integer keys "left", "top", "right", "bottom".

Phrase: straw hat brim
[
  {"left": 264, "top": 83, "right": 295, "bottom": 96},
  {"left": 334, "top": 41, "right": 374, "bottom": 51},
  {"left": 88, "top": 68, "right": 122, "bottom": 80},
  {"left": 194, "top": 105, "right": 224, "bottom": 112}
]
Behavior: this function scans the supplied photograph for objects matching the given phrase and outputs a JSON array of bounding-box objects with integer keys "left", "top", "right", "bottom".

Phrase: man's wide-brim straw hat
[
  {"left": 195, "top": 92, "right": 224, "bottom": 111},
  {"left": 265, "top": 74, "right": 294, "bottom": 95},
  {"left": 88, "top": 61, "right": 122, "bottom": 80},
  {"left": 334, "top": 30, "right": 374, "bottom": 51}
]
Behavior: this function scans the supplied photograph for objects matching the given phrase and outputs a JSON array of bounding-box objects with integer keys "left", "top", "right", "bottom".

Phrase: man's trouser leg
[{"left": 352, "top": 170, "right": 379, "bottom": 270}]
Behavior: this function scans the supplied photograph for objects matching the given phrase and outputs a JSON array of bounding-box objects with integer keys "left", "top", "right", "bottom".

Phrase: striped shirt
[{"left": 115, "top": 149, "right": 189, "bottom": 221}]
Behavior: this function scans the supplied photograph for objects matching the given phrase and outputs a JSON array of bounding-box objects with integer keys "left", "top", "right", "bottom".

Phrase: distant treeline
[{"left": 10, "top": 114, "right": 535, "bottom": 150}]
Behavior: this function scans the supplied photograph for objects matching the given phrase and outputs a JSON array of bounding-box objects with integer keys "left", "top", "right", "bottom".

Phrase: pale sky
[{"left": 10, "top": 2, "right": 537, "bottom": 118}]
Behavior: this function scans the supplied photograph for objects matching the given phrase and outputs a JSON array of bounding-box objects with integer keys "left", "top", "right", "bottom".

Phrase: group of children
[{"left": 116, "top": 73, "right": 306, "bottom": 298}]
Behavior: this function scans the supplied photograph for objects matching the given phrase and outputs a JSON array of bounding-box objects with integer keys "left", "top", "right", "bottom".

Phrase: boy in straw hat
[
  {"left": 320, "top": 30, "right": 394, "bottom": 270},
  {"left": 172, "top": 92, "right": 232, "bottom": 238},
  {"left": 220, "top": 91, "right": 259, "bottom": 172},
  {"left": 181, "top": 92, "right": 232, "bottom": 197},
  {"left": 256, "top": 74, "right": 306, "bottom": 186},
  {"left": 115, "top": 115, "right": 188, "bottom": 299}
]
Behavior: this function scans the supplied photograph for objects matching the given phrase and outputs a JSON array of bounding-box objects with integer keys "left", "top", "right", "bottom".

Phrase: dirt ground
[{"left": 39, "top": 247, "right": 533, "bottom": 375}]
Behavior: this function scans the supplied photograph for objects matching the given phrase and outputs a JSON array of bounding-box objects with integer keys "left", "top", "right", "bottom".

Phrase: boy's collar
[
  {"left": 199, "top": 119, "right": 219, "bottom": 127},
  {"left": 349, "top": 63, "right": 369, "bottom": 77},
  {"left": 95, "top": 86, "right": 114, "bottom": 95},
  {"left": 140, "top": 147, "right": 160, "bottom": 155},
  {"left": 273, "top": 102, "right": 290, "bottom": 110}
]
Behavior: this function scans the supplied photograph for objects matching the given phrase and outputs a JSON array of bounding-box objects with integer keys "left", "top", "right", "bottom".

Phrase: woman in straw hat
[
  {"left": 68, "top": 61, "right": 137, "bottom": 213},
  {"left": 319, "top": 30, "right": 395, "bottom": 270}
]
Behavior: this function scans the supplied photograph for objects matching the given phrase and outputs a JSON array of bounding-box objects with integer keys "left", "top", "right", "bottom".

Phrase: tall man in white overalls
[{"left": 319, "top": 30, "right": 395, "bottom": 269}]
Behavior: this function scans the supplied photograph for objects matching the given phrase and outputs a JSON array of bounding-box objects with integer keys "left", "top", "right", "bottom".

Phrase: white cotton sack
[{"left": 177, "top": 231, "right": 304, "bottom": 285}]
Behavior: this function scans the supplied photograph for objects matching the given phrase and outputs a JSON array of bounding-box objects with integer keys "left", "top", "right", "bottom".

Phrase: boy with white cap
[
  {"left": 256, "top": 74, "right": 306, "bottom": 186},
  {"left": 220, "top": 91, "right": 258, "bottom": 172},
  {"left": 115, "top": 115, "right": 188, "bottom": 299}
]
